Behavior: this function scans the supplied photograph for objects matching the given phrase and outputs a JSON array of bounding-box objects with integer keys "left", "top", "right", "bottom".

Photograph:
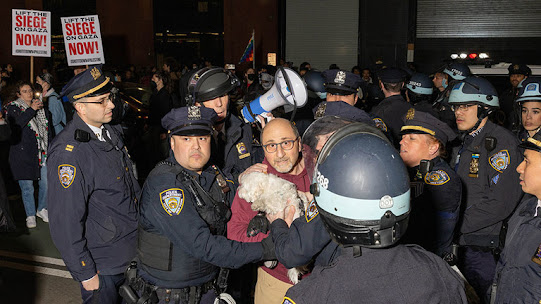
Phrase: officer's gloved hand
[
  {"left": 442, "top": 251, "right": 457, "bottom": 266},
  {"left": 247, "top": 211, "right": 269, "bottom": 237},
  {"left": 261, "top": 236, "right": 276, "bottom": 260}
]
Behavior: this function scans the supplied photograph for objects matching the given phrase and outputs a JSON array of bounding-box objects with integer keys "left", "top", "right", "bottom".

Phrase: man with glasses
[
  {"left": 228, "top": 118, "right": 309, "bottom": 304},
  {"left": 448, "top": 76, "right": 522, "bottom": 303},
  {"left": 48, "top": 66, "right": 140, "bottom": 303}
]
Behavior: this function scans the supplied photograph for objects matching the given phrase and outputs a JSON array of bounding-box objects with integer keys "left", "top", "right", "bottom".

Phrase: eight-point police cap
[
  {"left": 313, "top": 101, "right": 372, "bottom": 123},
  {"left": 323, "top": 69, "right": 361, "bottom": 95},
  {"left": 508, "top": 63, "right": 531, "bottom": 76},
  {"left": 60, "top": 65, "right": 114, "bottom": 103},
  {"left": 400, "top": 109, "right": 456, "bottom": 143},
  {"left": 162, "top": 106, "right": 218, "bottom": 136},
  {"left": 377, "top": 67, "right": 407, "bottom": 83},
  {"left": 519, "top": 132, "right": 541, "bottom": 153}
]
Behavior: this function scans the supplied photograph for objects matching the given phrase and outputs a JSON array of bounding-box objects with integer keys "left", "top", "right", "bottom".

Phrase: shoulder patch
[
  {"left": 160, "top": 188, "right": 185, "bottom": 216},
  {"left": 489, "top": 150, "right": 510, "bottom": 173},
  {"left": 282, "top": 297, "right": 296, "bottom": 304},
  {"left": 372, "top": 117, "right": 388, "bottom": 132},
  {"left": 65, "top": 144, "right": 74, "bottom": 152},
  {"left": 305, "top": 200, "right": 319, "bottom": 223},
  {"left": 58, "top": 165, "right": 76, "bottom": 188},
  {"left": 424, "top": 170, "right": 450, "bottom": 186}
]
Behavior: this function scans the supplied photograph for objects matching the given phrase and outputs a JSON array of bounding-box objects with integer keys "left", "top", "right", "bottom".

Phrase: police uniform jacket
[
  {"left": 452, "top": 121, "right": 523, "bottom": 247},
  {"left": 405, "top": 157, "right": 462, "bottom": 256},
  {"left": 370, "top": 94, "right": 412, "bottom": 144},
  {"left": 48, "top": 113, "right": 140, "bottom": 281},
  {"left": 492, "top": 197, "right": 541, "bottom": 303},
  {"left": 282, "top": 245, "right": 467, "bottom": 304},
  {"left": 6, "top": 102, "right": 54, "bottom": 180},
  {"left": 212, "top": 114, "right": 262, "bottom": 183},
  {"left": 138, "top": 155, "right": 264, "bottom": 288}
]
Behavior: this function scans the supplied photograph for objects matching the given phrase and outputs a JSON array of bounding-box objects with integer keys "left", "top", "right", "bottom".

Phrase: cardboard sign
[
  {"left": 61, "top": 15, "right": 105, "bottom": 66},
  {"left": 12, "top": 9, "right": 51, "bottom": 57}
]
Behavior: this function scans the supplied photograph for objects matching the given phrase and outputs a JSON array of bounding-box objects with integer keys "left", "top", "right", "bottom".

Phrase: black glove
[
  {"left": 261, "top": 236, "right": 276, "bottom": 260},
  {"left": 442, "top": 251, "right": 457, "bottom": 266},
  {"left": 247, "top": 211, "right": 269, "bottom": 237}
]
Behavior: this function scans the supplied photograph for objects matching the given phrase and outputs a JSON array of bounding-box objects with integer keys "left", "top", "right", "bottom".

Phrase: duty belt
[{"left": 132, "top": 276, "right": 215, "bottom": 304}]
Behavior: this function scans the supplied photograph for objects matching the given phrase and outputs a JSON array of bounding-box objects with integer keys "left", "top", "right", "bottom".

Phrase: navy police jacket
[
  {"left": 370, "top": 94, "right": 413, "bottom": 145},
  {"left": 137, "top": 155, "right": 264, "bottom": 288},
  {"left": 492, "top": 197, "right": 541, "bottom": 303},
  {"left": 282, "top": 245, "right": 467, "bottom": 304},
  {"left": 405, "top": 157, "right": 462, "bottom": 256},
  {"left": 452, "top": 121, "right": 523, "bottom": 247},
  {"left": 48, "top": 113, "right": 140, "bottom": 281}
]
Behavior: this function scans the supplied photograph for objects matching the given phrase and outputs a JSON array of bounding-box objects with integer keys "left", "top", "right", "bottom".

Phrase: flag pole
[{"left": 252, "top": 29, "right": 255, "bottom": 70}]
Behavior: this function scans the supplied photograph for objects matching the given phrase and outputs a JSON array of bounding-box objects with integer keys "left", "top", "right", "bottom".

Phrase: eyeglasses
[
  {"left": 77, "top": 94, "right": 113, "bottom": 106},
  {"left": 450, "top": 104, "right": 477, "bottom": 112},
  {"left": 262, "top": 137, "right": 299, "bottom": 153}
]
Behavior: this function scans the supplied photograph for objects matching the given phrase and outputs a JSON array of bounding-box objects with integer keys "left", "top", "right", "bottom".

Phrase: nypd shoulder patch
[
  {"left": 489, "top": 150, "right": 510, "bottom": 173},
  {"left": 372, "top": 118, "right": 388, "bottom": 132},
  {"left": 305, "top": 200, "right": 319, "bottom": 223},
  {"left": 58, "top": 164, "right": 76, "bottom": 189},
  {"left": 160, "top": 188, "right": 185, "bottom": 216},
  {"left": 424, "top": 170, "right": 450, "bottom": 186},
  {"left": 282, "top": 297, "right": 296, "bottom": 304}
]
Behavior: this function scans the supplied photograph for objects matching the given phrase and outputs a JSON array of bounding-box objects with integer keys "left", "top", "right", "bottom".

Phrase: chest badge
[
  {"left": 160, "top": 188, "right": 185, "bottom": 216},
  {"left": 532, "top": 244, "right": 541, "bottom": 266},
  {"left": 489, "top": 150, "right": 510, "bottom": 173},
  {"left": 236, "top": 142, "right": 250, "bottom": 159},
  {"left": 469, "top": 154, "right": 480, "bottom": 178},
  {"left": 314, "top": 103, "right": 327, "bottom": 119},
  {"left": 58, "top": 164, "right": 76, "bottom": 189}
]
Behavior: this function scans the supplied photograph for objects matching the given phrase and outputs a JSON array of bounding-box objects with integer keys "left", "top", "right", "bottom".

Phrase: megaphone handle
[
  {"left": 279, "top": 67, "right": 298, "bottom": 122},
  {"left": 245, "top": 102, "right": 263, "bottom": 132}
]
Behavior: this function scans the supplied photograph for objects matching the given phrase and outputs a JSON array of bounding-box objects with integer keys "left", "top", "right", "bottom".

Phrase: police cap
[
  {"left": 378, "top": 67, "right": 407, "bottom": 83},
  {"left": 519, "top": 132, "right": 541, "bottom": 152},
  {"left": 323, "top": 69, "right": 361, "bottom": 95},
  {"left": 161, "top": 106, "right": 218, "bottom": 136},
  {"left": 60, "top": 65, "right": 114, "bottom": 103},
  {"left": 313, "top": 101, "right": 372, "bottom": 123},
  {"left": 508, "top": 63, "right": 531, "bottom": 76},
  {"left": 400, "top": 109, "right": 456, "bottom": 143}
]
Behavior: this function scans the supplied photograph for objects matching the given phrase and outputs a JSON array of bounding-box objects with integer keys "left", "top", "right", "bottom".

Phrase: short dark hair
[{"left": 382, "top": 81, "right": 403, "bottom": 93}]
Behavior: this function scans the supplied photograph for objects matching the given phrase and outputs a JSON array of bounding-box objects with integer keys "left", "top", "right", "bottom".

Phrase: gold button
[{"left": 125, "top": 167, "right": 129, "bottom": 171}]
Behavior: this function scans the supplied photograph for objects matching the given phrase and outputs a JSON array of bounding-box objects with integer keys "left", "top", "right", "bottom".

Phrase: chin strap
[{"left": 458, "top": 106, "right": 491, "bottom": 141}]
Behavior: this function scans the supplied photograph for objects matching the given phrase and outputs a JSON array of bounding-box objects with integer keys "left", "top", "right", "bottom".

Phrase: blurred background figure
[{"left": 36, "top": 72, "right": 66, "bottom": 135}]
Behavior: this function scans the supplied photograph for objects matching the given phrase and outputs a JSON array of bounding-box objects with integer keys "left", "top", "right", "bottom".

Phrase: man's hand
[
  {"left": 30, "top": 99, "right": 43, "bottom": 111},
  {"left": 247, "top": 212, "right": 270, "bottom": 237},
  {"left": 256, "top": 112, "right": 275, "bottom": 128},
  {"left": 81, "top": 274, "right": 99, "bottom": 291},
  {"left": 238, "top": 163, "right": 268, "bottom": 182},
  {"left": 267, "top": 205, "right": 296, "bottom": 227}
]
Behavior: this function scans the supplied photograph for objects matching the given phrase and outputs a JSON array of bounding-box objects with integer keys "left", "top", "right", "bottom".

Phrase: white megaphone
[{"left": 241, "top": 67, "right": 308, "bottom": 123}]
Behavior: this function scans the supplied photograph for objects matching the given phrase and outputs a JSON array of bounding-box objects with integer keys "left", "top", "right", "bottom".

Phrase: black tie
[{"left": 101, "top": 128, "right": 113, "bottom": 144}]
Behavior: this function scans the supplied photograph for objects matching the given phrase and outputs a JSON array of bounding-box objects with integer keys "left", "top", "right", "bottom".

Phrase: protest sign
[
  {"left": 12, "top": 9, "right": 51, "bottom": 57},
  {"left": 61, "top": 15, "right": 105, "bottom": 66}
]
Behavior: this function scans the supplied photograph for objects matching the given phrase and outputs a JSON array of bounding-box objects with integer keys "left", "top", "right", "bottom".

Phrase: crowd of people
[{"left": 0, "top": 58, "right": 539, "bottom": 304}]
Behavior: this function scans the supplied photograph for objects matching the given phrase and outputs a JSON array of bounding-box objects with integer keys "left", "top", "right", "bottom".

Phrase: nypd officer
[
  {"left": 399, "top": 110, "right": 461, "bottom": 258},
  {"left": 405, "top": 73, "right": 438, "bottom": 119},
  {"left": 500, "top": 63, "right": 531, "bottom": 131},
  {"left": 490, "top": 131, "right": 541, "bottom": 303},
  {"left": 313, "top": 69, "right": 372, "bottom": 123},
  {"left": 48, "top": 66, "right": 140, "bottom": 303},
  {"left": 282, "top": 123, "right": 467, "bottom": 303},
  {"left": 448, "top": 76, "right": 523, "bottom": 302},
  {"left": 370, "top": 67, "right": 413, "bottom": 144},
  {"left": 129, "top": 106, "right": 275, "bottom": 304},
  {"left": 186, "top": 67, "right": 262, "bottom": 183}
]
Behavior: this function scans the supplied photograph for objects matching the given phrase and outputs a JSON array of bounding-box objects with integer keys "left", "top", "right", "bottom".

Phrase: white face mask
[{"left": 316, "top": 92, "right": 327, "bottom": 100}]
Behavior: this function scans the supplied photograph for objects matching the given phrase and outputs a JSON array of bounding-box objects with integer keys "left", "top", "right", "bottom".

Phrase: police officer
[
  {"left": 282, "top": 123, "right": 467, "bottom": 303},
  {"left": 48, "top": 66, "right": 140, "bottom": 303},
  {"left": 130, "top": 106, "right": 275, "bottom": 304},
  {"left": 399, "top": 110, "right": 462, "bottom": 258},
  {"left": 370, "top": 67, "right": 413, "bottom": 145},
  {"left": 499, "top": 64, "right": 531, "bottom": 131},
  {"left": 490, "top": 131, "right": 541, "bottom": 303},
  {"left": 313, "top": 69, "right": 372, "bottom": 123},
  {"left": 405, "top": 73, "right": 438, "bottom": 119},
  {"left": 516, "top": 77, "right": 541, "bottom": 142},
  {"left": 433, "top": 63, "right": 471, "bottom": 129},
  {"left": 187, "top": 67, "right": 262, "bottom": 183},
  {"left": 448, "top": 76, "right": 523, "bottom": 303}
]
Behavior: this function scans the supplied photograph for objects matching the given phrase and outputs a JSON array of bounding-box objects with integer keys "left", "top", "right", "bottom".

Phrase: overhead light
[
  {"left": 479, "top": 53, "right": 489, "bottom": 59},
  {"left": 459, "top": 53, "right": 468, "bottom": 59},
  {"left": 468, "top": 53, "right": 478, "bottom": 59},
  {"left": 450, "top": 54, "right": 459, "bottom": 59}
]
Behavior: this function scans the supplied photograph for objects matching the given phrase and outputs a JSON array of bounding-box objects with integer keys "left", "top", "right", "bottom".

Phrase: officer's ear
[
  {"left": 170, "top": 135, "right": 176, "bottom": 151},
  {"left": 353, "top": 93, "right": 359, "bottom": 106}
]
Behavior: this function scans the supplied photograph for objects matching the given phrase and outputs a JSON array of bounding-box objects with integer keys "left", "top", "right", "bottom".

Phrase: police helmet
[
  {"left": 443, "top": 63, "right": 471, "bottom": 80},
  {"left": 406, "top": 73, "right": 433, "bottom": 95},
  {"left": 448, "top": 76, "right": 499, "bottom": 108},
  {"left": 516, "top": 77, "right": 541, "bottom": 103},
  {"left": 187, "top": 67, "right": 239, "bottom": 104},
  {"left": 310, "top": 123, "right": 410, "bottom": 248},
  {"left": 304, "top": 70, "right": 326, "bottom": 99}
]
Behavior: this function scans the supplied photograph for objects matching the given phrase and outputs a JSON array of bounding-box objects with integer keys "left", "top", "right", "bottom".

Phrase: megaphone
[{"left": 241, "top": 67, "right": 307, "bottom": 123}]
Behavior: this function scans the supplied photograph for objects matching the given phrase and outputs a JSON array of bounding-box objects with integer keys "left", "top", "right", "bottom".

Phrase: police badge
[
  {"left": 334, "top": 71, "right": 346, "bottom": 84},
  {"left": 469, "top": 154, "right": 480, "bottom": 178},
  {"left": 58, "top": 164, "right": 76, "bottom": 189},
  {"left": 532, "top": 243, "right": 541, "bottom": 266},
  {"left": 314, "top": 103, "right": 327, "bottom": 119},
  {"left": 305, "top": 200, "right": 319, "bottom": 223},
  {"left": 160, "top": 188, "right": 185, "bottom": 216},
  {"left": 187, "top": 106, "right": 201, "bottom": 120},
  {"left": 236, "top": 142, "right": 250, "bottom": 159}
]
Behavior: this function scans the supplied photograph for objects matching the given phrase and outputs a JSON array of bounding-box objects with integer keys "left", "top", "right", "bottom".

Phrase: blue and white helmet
[
  {"left": 310, "top": 123, "right": 410, "bottom": 248},
  {"left": 443, "top": 62, "right": 471, "bottom": 80},
  {"left": 406, "top": 73, "right": 434, "bottom": 95},
  {"left": 516, "top": 77, "right": 541, "bottom": 103},
  {"left": 448, "top": 76, "right": 499, "bottom": 108}
]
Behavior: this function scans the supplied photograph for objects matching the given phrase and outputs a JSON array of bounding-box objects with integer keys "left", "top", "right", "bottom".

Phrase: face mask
[
  {"left": 247, "top": 74, "right": 256, "bottom": 81},
  {"left": 316, "top": 92, "right": 327, "bottom": 100},
  {"left": 442, "top": 78, "right": 448, "bottom": 89}
]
